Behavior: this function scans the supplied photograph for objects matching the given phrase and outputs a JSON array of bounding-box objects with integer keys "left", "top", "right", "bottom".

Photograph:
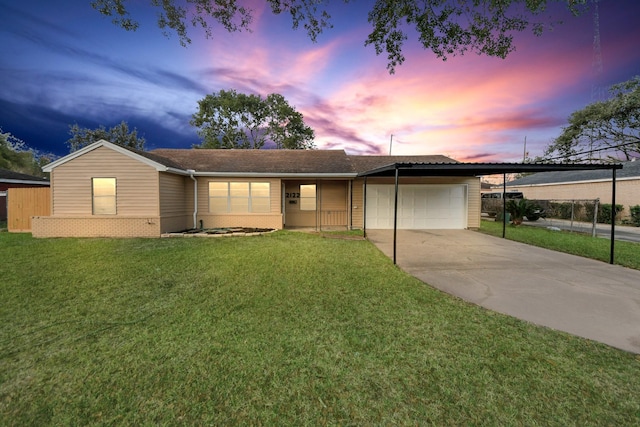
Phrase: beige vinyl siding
[
  {"left": 351, "top": 176, "right": 480, "bottom": 229},
  {"left": 51, "top": 146, "right": 159, "bottom": 216},
  {"left": 352, "top": 179, "right": 364, "bottom": 229},
  {"left": 159, "top": 172, "right": 190, "bottom": 232},
  {"left": 319, "top": 181, "right": 349, "bottom": 227},
  {"left": 506, "top": 179, "right": 639, "bottom": 219}
]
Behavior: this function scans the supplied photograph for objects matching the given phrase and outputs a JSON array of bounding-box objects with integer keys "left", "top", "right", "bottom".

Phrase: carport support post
[
  {"left": 502, "top": 173, "right": 507, "bottom": 238},
  {"left": 393, "top": 166, "right": 399, "bottom": 265},
  {"left": 610, "top": 168, "right": 616, "bottom": 264}
]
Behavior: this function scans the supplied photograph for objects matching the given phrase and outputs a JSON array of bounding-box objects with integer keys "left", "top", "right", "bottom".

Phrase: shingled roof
[
  {"left": 148, "top": 150, "right": 465, "bottom": 175},
  {"left": 506, "top": 160, "right": 639, "bottom": 186},
  {"left": 151, "top": 149, "right": 357, "bottom": 175},
  {"left": 348, "top": 155, "right": 458, "bottom": 174}
]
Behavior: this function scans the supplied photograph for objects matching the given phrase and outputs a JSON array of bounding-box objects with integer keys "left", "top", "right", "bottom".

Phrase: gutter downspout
[{"left": 188, "top": 170, "right": 197, "bottom": 230}]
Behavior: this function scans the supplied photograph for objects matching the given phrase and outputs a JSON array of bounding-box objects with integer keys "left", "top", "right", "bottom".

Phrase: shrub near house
[{"left": 631, "top": 205, "right": 640, "bottom": 226}]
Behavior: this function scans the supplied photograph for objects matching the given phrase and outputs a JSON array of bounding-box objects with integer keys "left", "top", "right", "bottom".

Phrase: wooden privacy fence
[{"left": 8, "top": 187, "right": 51, "bottom": 232}]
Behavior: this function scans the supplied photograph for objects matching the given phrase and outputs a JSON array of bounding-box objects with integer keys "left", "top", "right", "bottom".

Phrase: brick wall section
[{"left": 32, "top": 216, "right": 161, "bottom": 238}]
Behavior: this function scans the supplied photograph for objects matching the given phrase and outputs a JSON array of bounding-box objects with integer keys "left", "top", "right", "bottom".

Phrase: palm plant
[{"left": 506, "top": 198, "right": 534, "bottom": 225}]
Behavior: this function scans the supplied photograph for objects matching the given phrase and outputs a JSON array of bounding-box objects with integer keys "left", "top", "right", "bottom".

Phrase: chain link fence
[{"left": 482, "top": 197, "right": 627, "bottom": 236}]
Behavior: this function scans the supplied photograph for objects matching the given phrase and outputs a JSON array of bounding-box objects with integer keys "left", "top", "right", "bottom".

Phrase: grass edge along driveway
[
  {"left": 479, "top": 219, "right": 640, "bottom": 270},
  {"left": 1, "top": 231, "right": 639, "bottom": 425}
]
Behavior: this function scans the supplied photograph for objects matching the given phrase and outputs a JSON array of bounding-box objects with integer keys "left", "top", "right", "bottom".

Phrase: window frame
[
  {"left": 208, "top": 181, "right": 271, "bottom": 214},
  {"left": 299, "top": 184, "right": 317, "bottom": 211},
  {"left": 92, "top": 177, "right": 117, "bottom": 215}
]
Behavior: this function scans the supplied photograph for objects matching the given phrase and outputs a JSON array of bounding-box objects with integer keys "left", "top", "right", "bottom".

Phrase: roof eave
[
  {"left": 0, "top": 179, "right": 50, "bottom": 185},
  {"left": 191, "top": 172, "right": 358, "bottom": 178}
]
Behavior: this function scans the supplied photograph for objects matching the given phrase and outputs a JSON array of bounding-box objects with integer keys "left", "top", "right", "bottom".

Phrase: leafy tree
[
  {"left": 264, "top": 93, "right": 315, "bottom": 149},
  {"left": 545, "top": 76, "right": 640, "bottom": 162},
  {"left": 90, "top": 0, "right": 587, "bottom": 73},
  {"left": 190, "top": 90, "right": 315, "bottom": 149},
  {"left": 0, "top": 129, "right": 51, "bottom": 177},
  {"left": 67, "top": 121, "right": 146, "bottom": 152}
]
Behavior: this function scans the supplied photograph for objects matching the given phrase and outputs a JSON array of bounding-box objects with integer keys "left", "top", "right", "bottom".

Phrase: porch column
[{"left": 363, "top": 176, "right": 367, "bottom": 238}]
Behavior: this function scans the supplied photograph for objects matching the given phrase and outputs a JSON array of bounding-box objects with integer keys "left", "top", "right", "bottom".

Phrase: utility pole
[
  {"left": 389, "top": 134, "right": 394, "bottom": 155},
  {"left": 591, "top": 0, "right": 604, "bottom": 102},
  {"left": 590, "top": 0, "right": 604, "bottom": 163},
  {"left": 523, "top": 136, "right": 527, "bottom": 163}
]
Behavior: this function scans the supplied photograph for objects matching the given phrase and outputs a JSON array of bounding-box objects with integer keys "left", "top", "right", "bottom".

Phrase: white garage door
[{"left": 366, "top": 184, "right": 467, "bottom": 229}]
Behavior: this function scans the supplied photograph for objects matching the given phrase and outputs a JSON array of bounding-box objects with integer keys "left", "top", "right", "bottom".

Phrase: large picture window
[
  {"left": 92, "top": 178, "right": 116, "bottom": 215},
  {"left": 299, "top": 184, "right": 316, "bottom": 211},
  {"left": 209, "top": 182, "right": 271, "bottom": 213}
]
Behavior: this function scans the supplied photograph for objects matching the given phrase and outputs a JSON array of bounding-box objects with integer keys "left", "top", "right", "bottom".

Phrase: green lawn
[
  {"left": 1, "top": 232, "right": 639, "bottom": 425},
  {"left": 479, "top": 220, "right": 640, "bottom": 270}
]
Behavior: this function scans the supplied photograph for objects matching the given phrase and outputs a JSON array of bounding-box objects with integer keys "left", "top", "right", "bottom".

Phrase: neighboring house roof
[
  {"left": 0, "top": 168, "right": 49, "bottom": 185},
  {"left": 506, "top": 160, "right": 640, "bottom": 186},
  {"left": 151, "top": 148, "right": 357, "bottom": 176}
]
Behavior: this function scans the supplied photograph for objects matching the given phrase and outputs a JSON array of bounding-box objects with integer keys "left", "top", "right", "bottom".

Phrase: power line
[{"left": 542, "top": 140, "right": 640, "bottom": 162}]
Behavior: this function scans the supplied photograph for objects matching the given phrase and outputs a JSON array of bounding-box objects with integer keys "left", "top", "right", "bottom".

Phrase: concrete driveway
[{"left": 366, "top": 229, "right": 640, "bottom": 353}]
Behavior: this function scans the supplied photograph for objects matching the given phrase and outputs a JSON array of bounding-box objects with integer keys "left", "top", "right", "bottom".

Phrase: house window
[
  {"left": 209, "top": 182, "right": 270, "bottom": 213},
  {"left": 92, "top": 178, "right": 116, "bottom": 215},
  {"left": 299, "top": 184, "right": 316, "bottom": 211}
]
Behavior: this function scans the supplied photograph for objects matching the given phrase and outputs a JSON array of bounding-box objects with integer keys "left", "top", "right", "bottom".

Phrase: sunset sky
[{"left": 1, "top": 0, "right": 639, "bottom": 162}]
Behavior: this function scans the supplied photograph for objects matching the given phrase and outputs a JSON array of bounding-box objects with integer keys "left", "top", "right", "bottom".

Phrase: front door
[{"left": 284, "top": 181, "right": 317, "bottom": 227}]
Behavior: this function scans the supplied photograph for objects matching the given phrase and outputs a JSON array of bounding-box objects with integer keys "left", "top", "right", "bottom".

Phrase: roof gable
[{"left": 42, "top": 140, "right": 184, "bottom": 173}]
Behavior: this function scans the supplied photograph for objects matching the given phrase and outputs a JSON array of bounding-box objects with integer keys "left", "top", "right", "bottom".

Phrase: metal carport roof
[
  {"left": 357, "top": 162, "right": 624, "bottom": 265},
  {"left": 357, "top": 162, "right": 622, "bottom": 177}
]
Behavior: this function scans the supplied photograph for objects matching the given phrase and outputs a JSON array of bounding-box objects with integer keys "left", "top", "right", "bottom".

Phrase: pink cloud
[{"left": 184, "top": 2, "right": 637, "bottom": 162}]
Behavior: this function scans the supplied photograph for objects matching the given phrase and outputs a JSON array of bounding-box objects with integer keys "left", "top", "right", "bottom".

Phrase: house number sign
[{"left": 285, "top": 192, "right": 300, "bottom": 198}]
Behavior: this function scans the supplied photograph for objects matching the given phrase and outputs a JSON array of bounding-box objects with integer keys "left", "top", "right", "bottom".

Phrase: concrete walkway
[{"left": 366, "top": 229, "right": 640, "bottom": 353}]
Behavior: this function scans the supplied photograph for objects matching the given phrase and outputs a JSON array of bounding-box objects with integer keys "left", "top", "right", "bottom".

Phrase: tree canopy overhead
[
  {"left": 545, "top": 76, "right": 640, "bottom": 163},
  {"left": 0, "top": 129, "right": 52, "bottom": 177},
  {"left": 91, "top": 0, "right": 588, "bottom": 73},
  {"left": 190, "top": 90, "right": 315, "bottom": 149},
  {"left": 67, "top": 121, "right": 146, "bottom": 153}
]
